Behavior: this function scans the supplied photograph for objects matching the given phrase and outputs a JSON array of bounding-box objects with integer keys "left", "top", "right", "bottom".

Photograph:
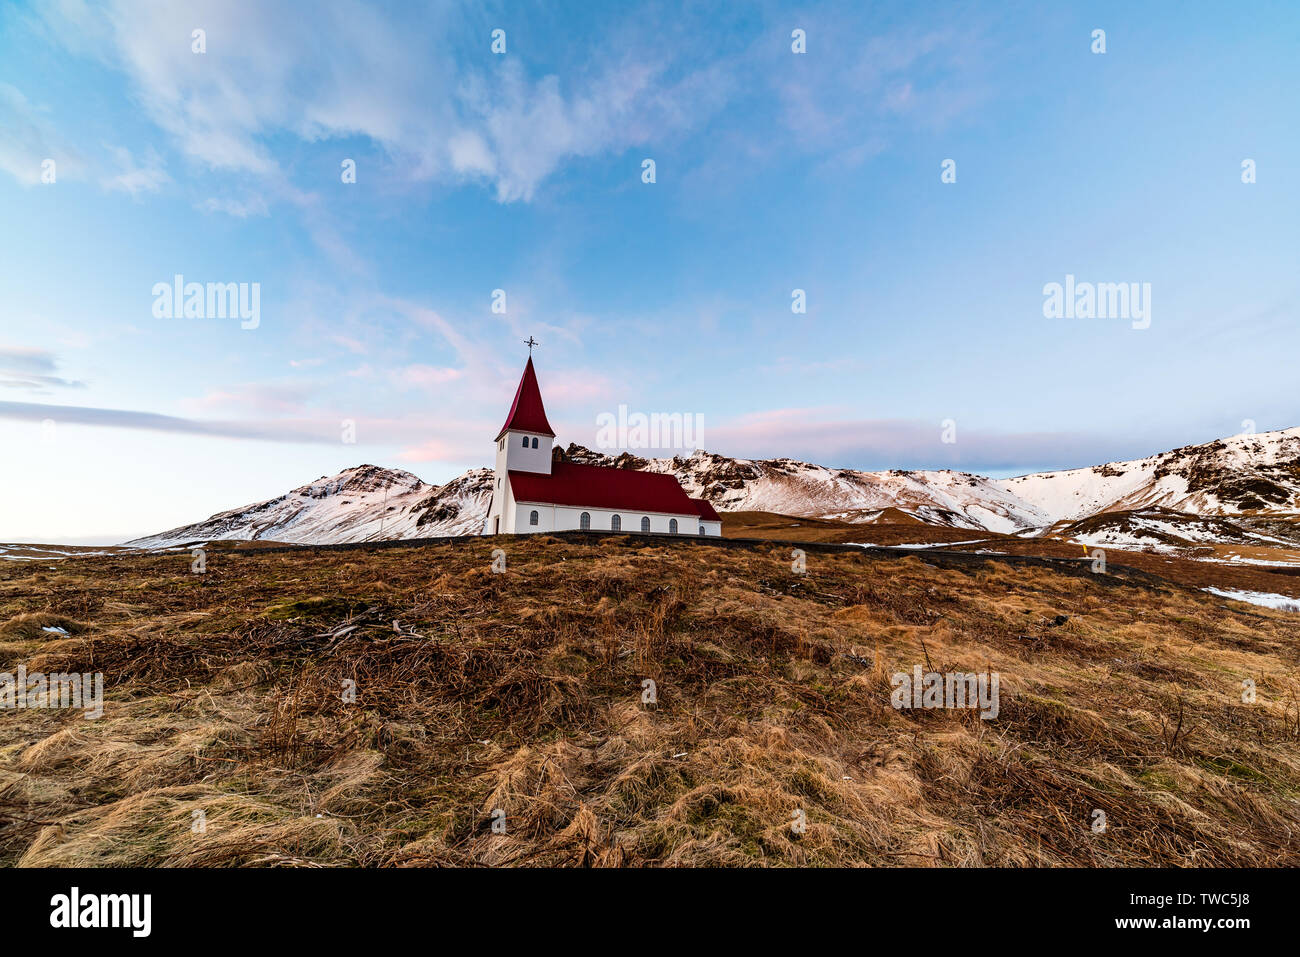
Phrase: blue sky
[{"left": 2, "top": 0, "right": 1297, "bottom": 543}]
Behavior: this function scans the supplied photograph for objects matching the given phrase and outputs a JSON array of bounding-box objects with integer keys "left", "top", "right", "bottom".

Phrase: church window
[
  {"left": 669, "top": 519, "right": 678, "bottom": 534},
  {"left": 580, "top": 512, "right": 591, "bottom": 530},
  {"left": 699, "top": 526, "right": 705, "bottom": 535},
  {"left": 529, "top": 510, "right": 538, "bottom": 526},
  {"left": 522, "top": 435, "right": 529, "bottom": 447},
  {"left": 640, "top": 516, "right": 650, "bottom": 533},
  {"left": 611, "top": 514, "right": 622, "bottom": 531},
  {"left": 531, "top": 437, "right": 538, "bottom": 449}
]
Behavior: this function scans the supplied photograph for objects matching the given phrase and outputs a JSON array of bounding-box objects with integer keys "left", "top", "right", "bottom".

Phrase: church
[{"left": 482, "top": 356, "right": 723, "bottom": 537}]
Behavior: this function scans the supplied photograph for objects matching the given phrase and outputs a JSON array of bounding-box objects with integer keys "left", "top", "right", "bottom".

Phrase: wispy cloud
[
  {"left": 0, "top": 82, "right": 83, "bottom": 186},
  {"left": 102, "top": 144, "right": 169, "bottom": 194},
  {"left": 397, "top": 364, "right": 463, "bottom": 389},
  {"left": 0, "top": 346, "right": 85, "bottom": 392},
  {"left": 36, "top": 0, "right": 737, "bottom": 203},
  {"left": 0, "top": 398, "right": 492, "bottom": 463},
  {"left": 184, "top": 382, "right": 317, "bottom": 416},
  {"left": 0, "top": 84, "right": 170, "bottom": 193},
  {"left": 198, "top": 195, "right": 269, "bottom": 218},
  {"left": 773, "top": 20, "right": 990, "bottom": 160},
  {"left": 0, "top": 399, "right": 336, "bottom": 443}
]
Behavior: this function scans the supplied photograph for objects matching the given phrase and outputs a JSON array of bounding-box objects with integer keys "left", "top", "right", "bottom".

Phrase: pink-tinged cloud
[
  {"left": 331, "top": 334, "right": 369, "bottom": 355},
  {"left": 398, "top": 364, "right": 463, "bottom": 388},
  {"left": 397, "top": 438, "right": 470, "bottom": 463},
  {"left": 183, "top": 382, "right": 314, "bottom": 416},
  {"left": 540, "top": 370, "right": 616, "bottom": 404},
  {"left": 700, "top": 407, "right": 1127, "bottom": 473}
]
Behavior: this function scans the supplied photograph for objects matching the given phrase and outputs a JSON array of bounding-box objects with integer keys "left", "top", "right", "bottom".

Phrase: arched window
[
  {"left": 699, "top": 526, "right": 706, "bottom": 535},
  {"left": 522, "top": 435, "right": 529, "bottom": 447},
  {"left": 529, "top": 510, "right": 539, "bottom": 526},
  {"left": 640, "top": 516, "right": 650, "bottom": 533},
  {"left": 669, "top": 518, "right": 678, "bottom": 534},
  {"left": 611, "top": 514, "right": 622, "bottom": 531},
  {"left": 531, "top": 437, "right": 538, "bottom": 449},
  {"left": 580, "top": 512, "right": 591, "bottom": 530}
]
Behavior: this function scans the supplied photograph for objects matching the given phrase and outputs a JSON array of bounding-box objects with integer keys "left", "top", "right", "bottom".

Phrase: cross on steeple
[{"left": 524, "top": 336, "right": 538, "bottom": 356}]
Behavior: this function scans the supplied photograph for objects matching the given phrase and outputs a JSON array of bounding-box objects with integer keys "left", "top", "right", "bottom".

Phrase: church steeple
[{"left": 495, "top": 356, "right": 555, "bottom": 441}]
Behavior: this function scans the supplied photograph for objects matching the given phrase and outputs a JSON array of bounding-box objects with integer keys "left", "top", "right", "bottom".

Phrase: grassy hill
[{"left": 1, "top": 533, "right": 1298, "bottom": 866}]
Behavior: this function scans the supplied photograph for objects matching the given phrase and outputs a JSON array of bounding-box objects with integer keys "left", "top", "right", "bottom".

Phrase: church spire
[{"left": 495, "top": 356, "right": 555, "bottom": 441}]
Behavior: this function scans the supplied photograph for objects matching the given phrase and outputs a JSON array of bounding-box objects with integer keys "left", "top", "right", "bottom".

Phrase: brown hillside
[{"left": 1, "top": 536, "right": 1297, "bottom": 867}]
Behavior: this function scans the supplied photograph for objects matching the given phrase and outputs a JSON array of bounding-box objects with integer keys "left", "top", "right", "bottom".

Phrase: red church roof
[
  {"left": 690, "top": 497, "right": 722, "bottom": 522},
  {"left": 510, "top": 462, "right": 707, "bottom": 516},
  {"left": 495, "top": 357, "right": 555, "bottom": 441}
]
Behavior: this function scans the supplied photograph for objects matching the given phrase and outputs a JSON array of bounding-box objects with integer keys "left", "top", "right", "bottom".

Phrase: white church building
[{"left": 483, "top": 357, "right": 723, "bottom": 537}]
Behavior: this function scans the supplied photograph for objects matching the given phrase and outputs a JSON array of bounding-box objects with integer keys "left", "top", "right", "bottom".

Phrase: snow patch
[{"left": 1203, "top": 587, "right": 1300, "bottom": 612}]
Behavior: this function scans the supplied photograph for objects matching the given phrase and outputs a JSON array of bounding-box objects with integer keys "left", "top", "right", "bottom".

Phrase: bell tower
[{"left": 484, "top": 350, "right": 554, "bottom": 534}]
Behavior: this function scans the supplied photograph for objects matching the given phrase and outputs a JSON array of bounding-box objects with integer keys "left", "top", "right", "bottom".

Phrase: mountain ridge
[{"left": 124, "top": 427, "right": 1300, "bottom": 549}]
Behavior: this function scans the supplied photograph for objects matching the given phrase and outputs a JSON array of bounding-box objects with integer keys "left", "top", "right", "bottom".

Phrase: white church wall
[
  {"left": 510, "top": 502, "right": 717, "bottom": 536},
  {"left": 512, "top": 502, "right": 555, "bottom": 533},
  {"left": 487, "top": 472, "right": 520, "bottom": 534},
  {"left": 483, "top": 472, "right": 502, "bottom": 534}
]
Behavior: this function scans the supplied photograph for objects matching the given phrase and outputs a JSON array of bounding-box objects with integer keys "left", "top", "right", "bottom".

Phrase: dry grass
[
  {"left": 723, "top": 510, "right": 1300, "bottom": 597},
  {"left": 1, "top": 536, "right": 1298, "bottom": 867}
]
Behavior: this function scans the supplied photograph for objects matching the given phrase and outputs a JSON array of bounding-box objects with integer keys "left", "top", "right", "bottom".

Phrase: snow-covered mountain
[
  {"left": 996, "top": 428, "right": 1300, "bottom": 522},
  {"left": 559, "top": 446, "right": 1050, "bottom": 533},
  {"left": 559, "top": 429, "right": 1300, "bottom": 530},
  {"left": 125, "top": 465, "right": 492, "bottom": 548},
  {"left": 1052, "top": 507, "right": 1300, "bottom": 555},
  {"left": 123, "top": 427, "right": 1300, "bottom": 548}
]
